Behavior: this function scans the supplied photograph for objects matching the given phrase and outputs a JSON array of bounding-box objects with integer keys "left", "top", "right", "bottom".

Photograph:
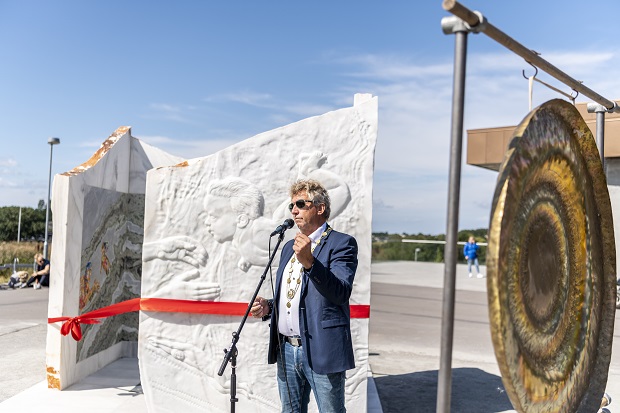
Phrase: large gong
[{"left": 487, "top": 99, "right": 616, "bottom": 412}]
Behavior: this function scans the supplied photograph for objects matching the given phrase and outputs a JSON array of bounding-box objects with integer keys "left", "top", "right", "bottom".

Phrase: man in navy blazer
[{"left": 252, "top": 179, "right": 358, "bottom": 412}]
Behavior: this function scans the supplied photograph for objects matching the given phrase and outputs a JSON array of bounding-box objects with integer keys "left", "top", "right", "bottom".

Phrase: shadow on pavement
[{"left": 374, "top": 367, "right": 514, "bottom": 413}]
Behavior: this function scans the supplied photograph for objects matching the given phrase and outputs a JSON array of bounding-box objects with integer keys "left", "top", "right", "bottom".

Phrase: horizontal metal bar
[
  {"left": 401, "top": 239, "right": 488, "bottom": 246},
  {"left": 442, "top": 0, "right": 619, "bottom": 112},
  {"left": 0, "top": 263, "right": 34, "bottom": 271}
]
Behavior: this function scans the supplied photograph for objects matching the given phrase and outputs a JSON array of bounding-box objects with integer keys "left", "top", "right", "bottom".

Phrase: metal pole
[
  {"left": 17, "top": 207, "right": 21, "bottom": 242},
  {"left": 588, "top": 103, "right": 608, "bottom": 171},
  {"left": 597, "top": 111, "right": 606, "bottom": 170},
  {"left": 437, "top": 21, "right": 470, "bottom": 413},
  {"left": 442, "top": 0, "right": 619, "bottom": 113},
  {"left": 44, "top": 137, "right": 60, "bottom": 260}
]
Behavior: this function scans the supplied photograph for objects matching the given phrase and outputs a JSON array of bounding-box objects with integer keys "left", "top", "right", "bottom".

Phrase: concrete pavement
[
  {"left": 0, "top": 286, "right": 48, "bottom": 402},
  {"left": 368, "top": 261, "right": 620, "bottom": 413}
]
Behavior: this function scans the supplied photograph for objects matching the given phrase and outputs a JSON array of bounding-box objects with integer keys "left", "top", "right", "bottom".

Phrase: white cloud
[
  {"left": 283, "top": 103, "right": 336, "bottom": 117},
  {"left": 78, "top": 140, "right": 105, "bottom": 149},
  {"left": 204, "top": 91, "right": 273, "bottom": 107},
  {"left": 0, "top": 158, "right": 23, "bottom": 180},
  {"left": 147, "top": 102, "right": 195, "bottom": 123},
  {"left": 332, "top": 53, "right": 454, "bottom": 80},
  {"left": 540, "top": 51, "right": 616, "bottom": 75},
  {"left": 205, "top": 91, "right": 334, "bottom": 119},
  {"left": 134, "top": 135, "right": 177, "bottom": 145},
  {"left": 0, "top": 177, "right": 19, "bottom": 188},
  {"left": 135, "top": 134, "right": 243, "bottom": 160},
  {"left": 0, "top": 159, "right": 18, "bottom": 168}
]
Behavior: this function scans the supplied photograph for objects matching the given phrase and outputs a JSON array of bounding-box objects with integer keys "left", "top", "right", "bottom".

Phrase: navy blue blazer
[{"left": 267, "top": 227, "right": 358, "bottom": 374}]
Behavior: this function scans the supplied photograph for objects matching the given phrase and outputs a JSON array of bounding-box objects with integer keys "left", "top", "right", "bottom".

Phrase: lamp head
[{"left": 48, "top": 137, "right": 60, "bottom": 145}]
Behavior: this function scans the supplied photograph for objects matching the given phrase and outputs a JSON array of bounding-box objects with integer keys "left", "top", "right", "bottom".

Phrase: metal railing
[
  {"left": 0, "top": 258, "right": 35, "bottom": 272},
  {"left": 401, "top": 239, "right": 487, "bottom": 246}
]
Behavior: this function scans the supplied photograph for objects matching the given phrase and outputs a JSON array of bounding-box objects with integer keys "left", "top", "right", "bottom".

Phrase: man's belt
[{"left": 283, "top": 335, "right": 302, "bottom": 347}]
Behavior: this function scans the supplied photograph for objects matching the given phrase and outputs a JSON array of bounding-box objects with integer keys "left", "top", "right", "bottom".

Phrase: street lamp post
[
  {"left": 44, "top": 137, "right": 60, "bottom": 260},
  {"left": 415, "top": 248, "right": 421, "bottom": 262},
  {"left": 17, "top": 207, "right": 22, "bottom": 242}
]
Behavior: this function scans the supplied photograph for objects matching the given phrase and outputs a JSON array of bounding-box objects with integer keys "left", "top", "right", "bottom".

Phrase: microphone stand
[{"left": 217, "top": 230, "right": 287, "bottom": 413}]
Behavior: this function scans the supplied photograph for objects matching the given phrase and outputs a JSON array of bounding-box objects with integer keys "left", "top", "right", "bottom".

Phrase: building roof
[{"left": 467, "top": 101, "right": 620, "bottom": 171}]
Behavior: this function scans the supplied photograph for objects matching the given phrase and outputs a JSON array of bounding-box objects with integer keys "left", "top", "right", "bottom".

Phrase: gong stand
[
  {"left": 217, "top": 231, "right": 287, "bottom": 413},
  {"left": 438, "top": 1, "right": 619, "bottom": 412}
]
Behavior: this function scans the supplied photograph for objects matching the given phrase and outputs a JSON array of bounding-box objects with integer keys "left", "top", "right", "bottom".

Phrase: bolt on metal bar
[{"left": 442, "top": 0, "right": 619, "bottom": 112}]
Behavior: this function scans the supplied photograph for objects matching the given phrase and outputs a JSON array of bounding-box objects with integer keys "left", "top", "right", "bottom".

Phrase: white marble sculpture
[
  {"left": 46, "top": 127, "right": 182, "bottom": 389},
  {"left": 139, "top": 94, "right": 378, "bottom": 412}
]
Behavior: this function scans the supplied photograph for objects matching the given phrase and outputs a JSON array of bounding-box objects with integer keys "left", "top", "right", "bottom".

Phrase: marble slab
[
  {"left": 46, "top": 127, "right": 182, "bottom": 389},
  {"left": 139, "top": 94, "right": 378, "bottom": 412}
]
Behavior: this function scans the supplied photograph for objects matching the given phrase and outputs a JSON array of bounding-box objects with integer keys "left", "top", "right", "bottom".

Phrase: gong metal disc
[{"left": 487, "top": 99, "right": 616, "bottom": 412}]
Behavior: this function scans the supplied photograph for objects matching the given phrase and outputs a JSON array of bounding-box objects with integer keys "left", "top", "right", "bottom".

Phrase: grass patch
[{"left": 0, "top": 241, "right": 42, "bottom": 283}]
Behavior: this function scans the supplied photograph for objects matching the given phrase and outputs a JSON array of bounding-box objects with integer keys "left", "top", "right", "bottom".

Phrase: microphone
[{"left": 270, "top": 219, "right": 295, "bottom": 237}]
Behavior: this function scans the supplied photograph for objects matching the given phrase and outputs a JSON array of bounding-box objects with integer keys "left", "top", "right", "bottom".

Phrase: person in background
[
  {"left": 8, "top": 271, "right": 29, "bottom": 289},
  {"left": 464, "top": 236, "right": 483, "bottom": 279},
  {"left": 23, "top": 253, "right": 50, "bottom": 289}
]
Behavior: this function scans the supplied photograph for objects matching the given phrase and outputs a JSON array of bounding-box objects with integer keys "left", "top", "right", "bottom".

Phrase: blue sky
[{"left": 1, "top": 1, "right": 619, "bottom": 234}]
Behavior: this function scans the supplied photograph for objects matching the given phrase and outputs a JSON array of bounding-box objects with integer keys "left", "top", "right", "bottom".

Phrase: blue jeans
[
  {"left": 467, "top": 258, "right": 480, "bottom": 274},
  {"left": 276, "top": 341, "right": 346, "bottom": 413}
]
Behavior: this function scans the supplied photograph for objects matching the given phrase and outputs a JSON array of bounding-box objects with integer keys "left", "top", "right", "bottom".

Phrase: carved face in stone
[{"left": 204, "top": 194, "right": 239, "bottom": 243}]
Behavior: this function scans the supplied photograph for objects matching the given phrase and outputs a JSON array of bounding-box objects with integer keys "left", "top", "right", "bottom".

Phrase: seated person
[
  {"left": 8, "top": 271, "right": 29, "bottom": 289},
  {"left": 23, "top": 253, "right": 50, "bottom": 289}
]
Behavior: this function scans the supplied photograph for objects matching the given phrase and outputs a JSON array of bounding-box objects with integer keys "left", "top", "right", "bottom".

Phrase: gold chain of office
[{"left": 286, "top": 227, "right": 332, "bottom": 308}]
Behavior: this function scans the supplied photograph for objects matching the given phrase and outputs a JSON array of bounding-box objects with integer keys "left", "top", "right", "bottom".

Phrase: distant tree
[
  {"left": 434, "top": 247, "right": 444, "bottom": 263},
  {"left": 372, "top": 228, "right": 487, "bottom": 263},
  {"left": 0, "top": 205, "right": 47, "bottom": 242},
  {"left": 37, "top": 199, "right": 46, "bottom": 210}
]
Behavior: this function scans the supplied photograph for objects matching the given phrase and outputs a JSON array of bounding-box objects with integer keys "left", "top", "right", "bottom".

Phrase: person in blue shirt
[{"left": 463, "top": 236, "right": 482, "bottom": 278}]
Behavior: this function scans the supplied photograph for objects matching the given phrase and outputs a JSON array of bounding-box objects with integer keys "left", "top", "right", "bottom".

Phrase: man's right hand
[{"left": 251, "top": 296, "right": 269, "bottom": 318}]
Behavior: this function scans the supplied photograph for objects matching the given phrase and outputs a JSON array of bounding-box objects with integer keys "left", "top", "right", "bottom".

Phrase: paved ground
[
  {"left": 0, "top": 285, "right": 48, "bottom": 402},
  {"left": 369, "top": 265, "right": 510, "bottom": 412},
  {"left": 368, "top": 261, "right": 620, "bottom": 413},
  {"left": 2, "top": 261, "right": 620, "bottom": 412}
]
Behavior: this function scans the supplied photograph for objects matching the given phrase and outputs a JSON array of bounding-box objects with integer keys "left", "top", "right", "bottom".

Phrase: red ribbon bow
[
  {"left": 48, "top": 298, "right": 142, "bottom": 341},
  {"left": 55, "top": 316, "right": 100, "bottom": 341}
]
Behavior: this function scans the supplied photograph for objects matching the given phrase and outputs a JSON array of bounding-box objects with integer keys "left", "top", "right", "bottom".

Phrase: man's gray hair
[{"left": 289, "top": 179, "right": 331, "bottom": 219}]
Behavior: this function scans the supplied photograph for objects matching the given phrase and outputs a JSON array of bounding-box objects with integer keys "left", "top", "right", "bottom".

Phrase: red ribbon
[
  {"left": 48, "top": 298, "right": 370, "bottom": 341},
  {"left": 48, "top": 298, "right": 141, "bottom": 341}
]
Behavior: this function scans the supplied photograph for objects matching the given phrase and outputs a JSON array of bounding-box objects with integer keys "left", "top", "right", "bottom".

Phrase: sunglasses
[{"left": 288, "top": 199, "right": 313, "bottom": 211}]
